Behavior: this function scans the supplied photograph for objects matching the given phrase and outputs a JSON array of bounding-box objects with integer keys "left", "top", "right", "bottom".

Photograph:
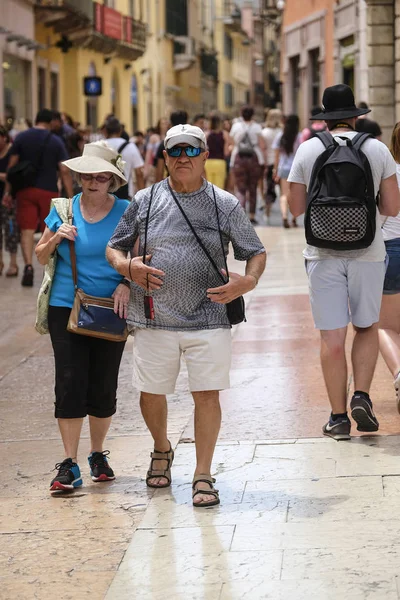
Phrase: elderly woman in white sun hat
[{"left": 35, "top": 141, "right": 131, "bottom": 495}]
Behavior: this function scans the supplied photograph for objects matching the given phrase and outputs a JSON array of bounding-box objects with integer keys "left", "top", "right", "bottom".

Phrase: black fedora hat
[{"left": 311, "top": 84, "right": 371, "bottom": 120}]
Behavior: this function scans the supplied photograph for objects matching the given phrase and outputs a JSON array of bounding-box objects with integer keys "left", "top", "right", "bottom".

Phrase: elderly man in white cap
[{"left": 106, "top": 124, "right": 266, "bottom": 507}]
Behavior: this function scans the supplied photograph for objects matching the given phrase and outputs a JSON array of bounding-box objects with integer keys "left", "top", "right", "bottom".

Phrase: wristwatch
[{"left": 121, "top": 278, "right": 131, "bottom": 288}]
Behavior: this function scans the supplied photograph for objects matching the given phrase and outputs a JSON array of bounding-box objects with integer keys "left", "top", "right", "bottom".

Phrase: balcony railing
[
  {"left": 35, "top": 0, "right": 93, "bottom": 24},
  {"left": 92, "top": 3, "right": 147, "bottom": 60}
]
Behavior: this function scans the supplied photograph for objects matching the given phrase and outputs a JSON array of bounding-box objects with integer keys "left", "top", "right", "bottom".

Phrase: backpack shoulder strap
[
  {"left": 351, "top": 132, "right": 371, "bottom": 151},
  {"left": 118, "top": 140, "right": 130, "bottom": 153},
  {"left": 315, "top": 131, "right": 335, "bottom": 149}
]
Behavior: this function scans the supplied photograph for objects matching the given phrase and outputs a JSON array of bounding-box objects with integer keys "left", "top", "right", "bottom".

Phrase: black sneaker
[
  {"left": 50, "top": 458, "right": 82, "bottom": 494},
  {"left": 322, "top": 415, "right": 351, "bottom": 440},
  {"left": 88, "top": 450, "right": 115, "bottom": 482},
  {"left": 21, "top": 264, "right": 34, "bottom": 287},
  {"left": 350, "top": 392, "right": 379, "bottom": 432}
]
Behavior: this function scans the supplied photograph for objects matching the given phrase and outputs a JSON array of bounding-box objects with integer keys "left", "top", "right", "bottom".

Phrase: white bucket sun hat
[{"left": 62, "top": 140, "right": 127, "bottom": 183}]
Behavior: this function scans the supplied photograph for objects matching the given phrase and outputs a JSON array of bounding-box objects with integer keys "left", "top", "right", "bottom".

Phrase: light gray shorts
[{"left": 305, "top": 259, "right": 386, "bottom": 330}]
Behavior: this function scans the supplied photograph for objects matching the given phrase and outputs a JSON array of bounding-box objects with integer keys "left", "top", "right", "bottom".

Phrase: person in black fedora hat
[
  {"left": 310, "top": 84, "right": 370, "bottom": 122},
  {"left": 287, "top": 82, "right": 400, "bottom": 441}
]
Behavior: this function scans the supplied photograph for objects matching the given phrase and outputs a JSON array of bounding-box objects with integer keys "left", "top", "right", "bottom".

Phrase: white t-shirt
[
  {"left": 230, "top": 120, "right": 264, "bottom": 166},
  {"left": 261, "top": 126, "right": 282, "bottom": 165},
  {"left": 288, "top": 131, "right": 397, "bottom": 261},
  {"left": 105, "top": 137, "right": 144, "bottom": 198},
  {"left": 381, "top": 163, "right": 400, "bottom": 241}
]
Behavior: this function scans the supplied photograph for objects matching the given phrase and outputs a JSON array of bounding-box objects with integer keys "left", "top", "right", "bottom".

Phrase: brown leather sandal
[
  {"left": 146, "top": 441, "right": 174, "bottom": 488},
  {"left": 192, "top": 474, "right": 220, "bottom": 508}
]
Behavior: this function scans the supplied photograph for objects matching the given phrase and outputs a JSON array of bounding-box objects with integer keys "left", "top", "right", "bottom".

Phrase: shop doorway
[
  {"left": 3, "top": 54, "right": 31, "bottom": 127},
  {"left": 86, "top": 62, "right": 98, "bottom": 130},
  {"left": 131, "top": 74, "right": 138, "bottom": 132},
  {"left": 111, "top": 69, "right": 120, "bottom": 116}
]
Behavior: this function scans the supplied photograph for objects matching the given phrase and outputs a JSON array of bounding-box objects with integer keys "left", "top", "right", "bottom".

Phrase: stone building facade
[
  {"left": 365, "top": 0, "right": 396, "bottom": 143},
  {"left": 281, "top": 0, "right": 369, "bottom": 128}
]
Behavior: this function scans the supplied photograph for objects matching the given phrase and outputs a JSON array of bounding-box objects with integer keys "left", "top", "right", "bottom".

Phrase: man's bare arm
[
  {"left": 3, "top": 154, "right": 18, "bottom": 198},
  {"left": 106, "top": 246, "right": 165, "bottom": 291},
  {"left": 379, "top": 174, "right": 400, "bottom": 217},
  {"left": 245, "top": 251, "right": 266, "bottom": 285},
  {"left": 135, "top": 166, "right": 145, "bottom": 191},
  {"left": 289, "top": 182, "right": 307, "bottom": 217},
  {"left": 106, "top": 246, "right": 129, "bottom": 278}
]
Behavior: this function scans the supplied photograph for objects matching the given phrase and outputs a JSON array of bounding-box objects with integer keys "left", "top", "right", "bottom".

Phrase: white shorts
[
  {"left": 132, "top": 328, "right": 232, "bottom": 394},
  {"left": 306, "top": 258, "right": 386, "bottom": 330}
]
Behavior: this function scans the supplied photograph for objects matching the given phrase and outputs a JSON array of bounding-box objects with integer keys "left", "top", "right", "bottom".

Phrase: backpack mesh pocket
[{"left": 310, "top": 204, "right": 368, "bottom": 243}]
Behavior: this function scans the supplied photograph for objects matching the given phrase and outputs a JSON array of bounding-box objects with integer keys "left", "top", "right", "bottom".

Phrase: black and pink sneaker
[
  {"left": 50, "top": 458, "right": 82, "bottom": 494},
  {"left": 88, "top": 450, "right": 115, "bottom": 482}
]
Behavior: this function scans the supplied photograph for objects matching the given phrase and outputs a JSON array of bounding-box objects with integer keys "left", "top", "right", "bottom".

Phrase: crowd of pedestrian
[{"left": 5, "top": 85, "right": 400, "bottom": 508}]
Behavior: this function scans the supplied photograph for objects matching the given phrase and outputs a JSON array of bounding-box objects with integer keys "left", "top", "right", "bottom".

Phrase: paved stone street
[{"left": 2, "top": 208, "right": 400, "bottom": 599}]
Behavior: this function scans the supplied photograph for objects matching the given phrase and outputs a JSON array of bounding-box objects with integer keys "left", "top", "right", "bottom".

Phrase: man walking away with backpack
[
  {"left": 3, "top": 109, "right": 73, "bottom": 287},
  {"left": 230, "top": 105, "right": 266, "bottom": 225},
  {"left": 300, "top": 106, "right": 327, "bottom": 143},
  {"left": 104, "top": 117, "right": 144, "bottom": 199},
  {"left": 288, "top": 84, "right": 400, "bottom": 440}
]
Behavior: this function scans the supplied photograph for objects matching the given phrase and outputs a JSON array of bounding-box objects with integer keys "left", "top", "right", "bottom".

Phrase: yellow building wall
[
  {"left": 214, "top": 0, "right": 250, "bottom": 116},
  {"left": 35, "top": 24, "right": 63, "bottom": 110},
  {"left": 36, "top": 1, "right": 149, "bottom": 132}
]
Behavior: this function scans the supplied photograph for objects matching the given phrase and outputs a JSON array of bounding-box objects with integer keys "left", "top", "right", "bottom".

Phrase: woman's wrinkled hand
[
  {"left": 112, "top": 283, "right": 130, "bottom": 319},
  {"left": 56, "top": 224, "right": 78, "bottom": 243}
]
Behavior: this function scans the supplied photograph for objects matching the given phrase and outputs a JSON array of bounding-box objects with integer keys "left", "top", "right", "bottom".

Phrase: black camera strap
[{"left": 166, "top": 181, "right": 228, "bottom": 286}]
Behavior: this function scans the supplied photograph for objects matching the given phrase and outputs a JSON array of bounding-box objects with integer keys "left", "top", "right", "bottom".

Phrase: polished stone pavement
[{"left": 1, "top": 213, "right": 400, "bottom": 599}]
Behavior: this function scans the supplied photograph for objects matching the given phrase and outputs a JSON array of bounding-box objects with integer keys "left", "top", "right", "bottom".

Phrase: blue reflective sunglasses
[{"left": 166, "top": 146, "right": 203, "bottom": 158}]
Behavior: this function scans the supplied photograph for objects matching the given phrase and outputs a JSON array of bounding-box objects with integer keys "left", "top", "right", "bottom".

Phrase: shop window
[
  {"left": 309, "top": 48, "right": 320, "bottom": 109},
  {"left": 166, "top": 0, "right": 188, "bottom": 36},
  {"left": 290, "top": 55, "right": 300, "bottom": 115},
  {"left": 131, "top": 74, "right": 138, "bottom": 133},
  {"left": 50, "top": 72, "right": 59, "bottom": 110},
  {"left": 224, "top": 82, "right": 233, "bottom": 107},
  {"left": 341, "top": 35, "right": 355, "bottom": 92},
  {"left": 86, "top": 100, "right": 98, "bottom": 130},
  {"left": 38, "top": 67, "right": 46, "bottom": 110},
  {"left": 224, "top": 33, "right": 233, "bottom": 60},
  {"left": 86, "top": 62, "right": 98, "bottom": 131},
  {"left": 111, "top": 70, "right": 119, "bottom": 116},
  {"left": 3, "top": 54, "right": 31, "bottom": 123}
]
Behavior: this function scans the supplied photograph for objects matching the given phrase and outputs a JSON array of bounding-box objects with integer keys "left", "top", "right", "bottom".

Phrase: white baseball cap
[{"left": 164, "top": 124, "right": 207, "bottom": 150}]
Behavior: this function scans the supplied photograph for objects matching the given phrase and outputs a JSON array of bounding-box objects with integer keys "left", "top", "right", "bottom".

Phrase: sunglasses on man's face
[
  {"left": 166, "top": 146, "right": 203, "bottom": 158},
  {"left": 81, "top": 173, "right": 113, "bottom": 184}
]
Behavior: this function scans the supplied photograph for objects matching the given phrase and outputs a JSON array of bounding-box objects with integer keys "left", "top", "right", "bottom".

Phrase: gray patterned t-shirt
[{"left": 108, "top": 179, "right": 265, "bottom": 330}]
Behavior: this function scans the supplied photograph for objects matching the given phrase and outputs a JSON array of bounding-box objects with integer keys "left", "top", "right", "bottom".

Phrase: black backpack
[{"left": 305, "top": 131, "right": 376, "bottom": 250}]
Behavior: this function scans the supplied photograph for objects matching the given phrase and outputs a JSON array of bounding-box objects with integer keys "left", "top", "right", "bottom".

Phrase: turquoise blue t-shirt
[{"left": 45, "top": 194, "right": 130, "bottom": 308}]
